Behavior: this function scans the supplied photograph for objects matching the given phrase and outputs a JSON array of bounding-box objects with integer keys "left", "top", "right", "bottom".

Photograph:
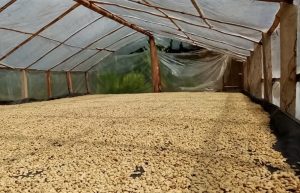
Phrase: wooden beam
[
  {"left": 248, "top": 44, "right": 263, "bottom": 98},
  {"left": 21, "top": 69, "right": 28, "bottom": 99},
  {"left": 243, "top": 61, "right": 249, "bottom": 91},
  {"left": 262, "top": 33, "right": 273, "bottom": 102},
  {"left": 66, "top": 72, "right": 73, "bottom": 94},
  {"left": 127, "top": 0, "right": 262, "bottom": 32},
  {"left": 267, "top": 9, "right": 281, "bottom": 35},
  {"left": 0, "top": 3, "right": 80, "bottom": 61},
  {"left": 142, "top": 0, "right": 191, "bottom": 40},
  {"left": 74, "top": 0, "right": 152, "bottom": 37},
  {"left": 280, "top": 3, "right": 297, "bottom": 115},
  {"left": 149, "top": 36, "right": 161, "bottom": 92},
  {"left": 190, "top": 0, "right": 212, "bottom": 28},
  {"left": 92, "top": 0, "right": 261, "bottom": 42},
  {"left": 0, "top": 0, "right": 16, "bottom": 13},
  {"left": 46, "top": 71, "right": 52, "bottom": 98}
]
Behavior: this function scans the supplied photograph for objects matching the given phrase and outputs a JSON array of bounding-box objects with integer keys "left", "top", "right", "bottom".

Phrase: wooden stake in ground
[{"left": 149, "top": 36, "right": 161, "bottom": 93}]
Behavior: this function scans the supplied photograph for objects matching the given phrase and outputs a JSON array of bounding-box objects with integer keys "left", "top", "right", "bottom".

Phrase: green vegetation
[{"left": 96, "top": 72, "right": 151, "bottom": 94}]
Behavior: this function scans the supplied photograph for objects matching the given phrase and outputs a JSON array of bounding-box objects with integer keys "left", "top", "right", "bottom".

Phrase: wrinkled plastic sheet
[
  {"left": 27, "top": 70, "right": 48, "bottom": 100},
  {"left": 0, "top": 69, "right": 22, "bottom": 101},
  {"left": 71, "top": 72, "right": 87, "bottom": 94},
  {"left": 89, "top": 37, "right": 229, "bottom": 93},
  {"left": 159, "top": 50, "right": 228, "bottom": 92},
  {"left": 50, "top": 72, "right": 69, "bottom": 98}
]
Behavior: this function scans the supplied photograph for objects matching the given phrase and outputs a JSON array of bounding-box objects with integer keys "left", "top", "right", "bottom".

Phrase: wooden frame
[
  {"left": 46, "top": 71, "right": 52, "bottom": 98},
  {"left": 262, "top": 33, "right": 273, "bottom": 102},
  {"left": 280, "top": 3, "right": 297, "bottom": 115},
  {"left": 66, "top": 72, "right": 73, "bottom": 94},
  {"left": 149, "top": 36, "right": 161, "bottom": 92},
  {"left": 21, "top": 69, "right": 28, "bottom": 99}
]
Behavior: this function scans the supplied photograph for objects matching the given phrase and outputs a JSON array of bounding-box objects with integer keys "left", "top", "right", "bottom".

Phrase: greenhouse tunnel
[{"left": 1, "top": 0, "right": 300, "bottom": 192}]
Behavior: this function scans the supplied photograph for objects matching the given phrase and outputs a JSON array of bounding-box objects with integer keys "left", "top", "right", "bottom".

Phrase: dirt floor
[{"left": 0, "top": 92, "right": 299, "bottom": 193}]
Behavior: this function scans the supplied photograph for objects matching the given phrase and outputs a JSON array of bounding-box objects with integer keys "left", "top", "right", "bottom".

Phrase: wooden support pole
[
  {"left": 66, "top": 71, "right": 73, "bottom": 94},
  {"left": 149, "top": 36, "right": 161, "bottom": 93},
  {"left": 262, "top": 33, "right": 273, "bottom": 102},
  {"left": 248, "top": 45, "right": 263, "bottom": 98},
  {"left": 84, "top": 72, "right": 90, "bottom": 94},
  {"left": 243, "top": 60, "right": 249, "bottom": 92},
  {"left": 280, "top": 3, "right": 297, "bottom": 115},
  {"left": 21, "top": 69, "right": 28, "bottom": 99},
  {"left": 46, "top": 71, "right": 52, "bottom": 99}
]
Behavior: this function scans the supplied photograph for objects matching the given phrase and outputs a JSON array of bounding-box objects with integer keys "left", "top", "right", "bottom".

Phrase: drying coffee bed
[{"left": 0, "top": 93, "right": 299, "bottom": 193}]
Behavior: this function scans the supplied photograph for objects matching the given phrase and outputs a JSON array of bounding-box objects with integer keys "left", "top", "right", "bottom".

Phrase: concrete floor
[{"left": 0, "top": 93, "right": 299, "bottom": 193}]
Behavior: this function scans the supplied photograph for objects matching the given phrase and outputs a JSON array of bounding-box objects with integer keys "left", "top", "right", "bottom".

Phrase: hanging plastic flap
[
  {"left": 71, "top": 72, "right": 87, "bottom": 94},
  {"left": 27, "top": 70, "right": 48, "bottom": 100},
  {"left": 0, "top": 69, "right": 22, "bottom": 101},
  {"left": 159, "top": 50, "right": 229, "bottom": 92},
  {"left": 50, "top": 72, "right": 69, "bottom": 98}
]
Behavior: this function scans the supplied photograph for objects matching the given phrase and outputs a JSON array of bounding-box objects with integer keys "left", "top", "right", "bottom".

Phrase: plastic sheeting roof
[{"left": 0, "top": 0, "right": 280, "bottom": 72}]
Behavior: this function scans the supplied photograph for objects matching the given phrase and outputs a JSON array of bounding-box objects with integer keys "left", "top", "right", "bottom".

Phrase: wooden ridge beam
[
  {"left": 74, "top": 0, "right": 152, "bottom": 37},
  {"left": 0, "top": 3, "right": 80, "bottom": 61}
]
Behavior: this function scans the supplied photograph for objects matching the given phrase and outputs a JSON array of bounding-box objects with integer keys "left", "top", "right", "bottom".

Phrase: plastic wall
[
  {"left": 0, "top": 69, "right": 22, "bottom": 101},
  {"left": 50, "top": 72, "right": 69, "bottom": 98},
  {"left": 71, "top": 72, "right": 87, "bottom": 94},
  {"left": 27, "top": 70, "right": 48, "bottom": 100}
]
